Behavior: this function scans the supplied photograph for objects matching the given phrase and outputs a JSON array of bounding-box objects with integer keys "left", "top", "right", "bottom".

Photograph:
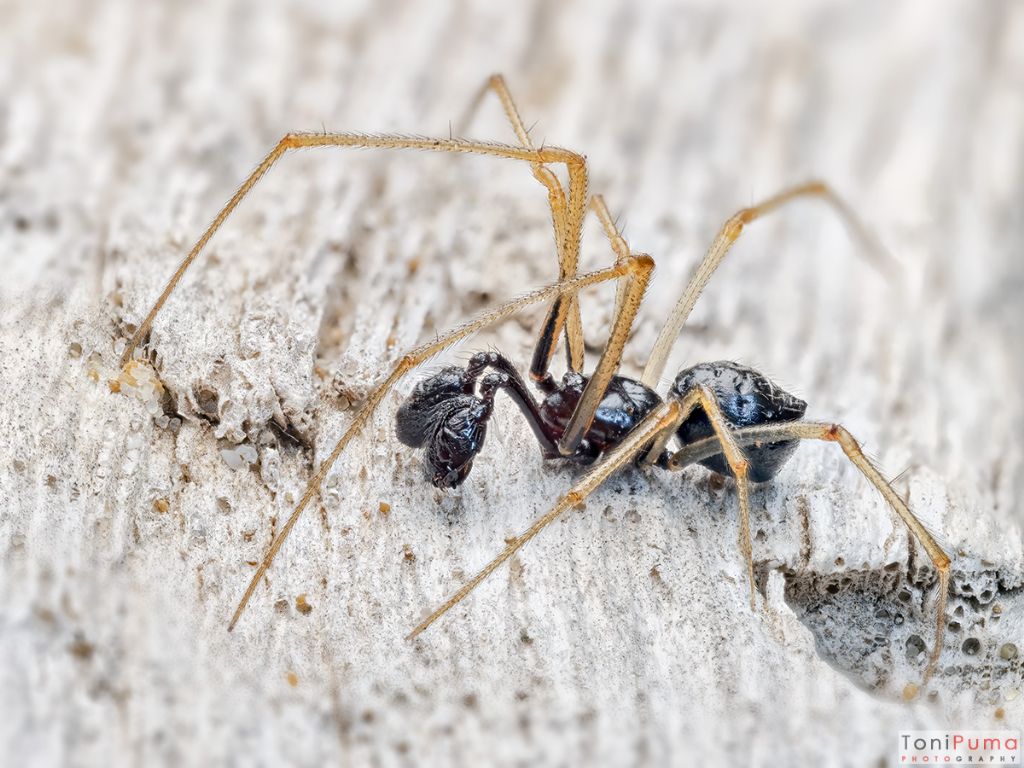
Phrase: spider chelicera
[{"left": 118, "top": 75, "right": 951, "bottom": 683}]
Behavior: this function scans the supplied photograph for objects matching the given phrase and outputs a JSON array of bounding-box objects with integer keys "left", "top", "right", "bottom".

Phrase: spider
[{"left": 118, "top": 74, "right": 951, "bottom": 683}]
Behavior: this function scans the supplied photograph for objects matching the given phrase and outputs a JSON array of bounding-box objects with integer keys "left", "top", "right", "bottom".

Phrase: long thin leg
[
  {"left": 590, "top": 194, "right": 631, "bottom": 321},
  {"left": 120, "top": 133, "right": 588, "bottom": 368},
  {"left": 227, "top": 260, "right": 636, "bottom": 631},
  {"left": 459, "top": 74, "right": 589, "bottom": 374},
  {"left": 407, "top": 396, "right": 693, "bottom": 640},
  {"left": 557, "top": 250, "right": 655, "bottom": 455},
  {"left": 461, "top": 351, "right": 562, "bottom": 456},
  {"left": 459, "top": 74, "right": 536, "bottom": 148},
  {"left": 669, "top": 385, "right": 757, "bottom": 609},
  {"left": 523, "top": 190, "right": 651, "bottom": 457},
  {"left": 459, "top": 75, "right": 567, "bottom": 234},
  {"left": 589, "top": 194, "right": 630, "bottom": 263},
  {"left": 529, "top": 193, "right": 632, "bottom": 383},
  {"left": 640, "top": 182, "right": 893, "bottom": 388},
  {"left": 668, "top": 420, "right": 950, "bottom": 682}
]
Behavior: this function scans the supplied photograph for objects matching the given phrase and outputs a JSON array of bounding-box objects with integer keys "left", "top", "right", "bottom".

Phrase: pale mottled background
[{"left": 1, "top": 1, "right": 1022, "bottom": 766}]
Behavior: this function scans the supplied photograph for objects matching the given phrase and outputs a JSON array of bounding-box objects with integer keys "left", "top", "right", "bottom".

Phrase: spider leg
[
  {"left": 458, "top": 91, "right": 651, "bottom": 456},
  {"left": 460, "top": 76, "right": 642, "bottom": 384},
  {"left": 457, "top": 74, "right": 585, "bottom": 373},
  {"left": 668, "top": 420, "right": 950, "bottom": 683},
  {"left": 458, "top": 74, "right": 536, "bottom": 148},
  {"left": 120, "top": 133, "right": 590, "bottom": 368},
  {"left": 647, "top": 384, "right": 758, "bottom": 608},
  {"left": 226, "top": 260, "right": 636, "bottom": 632},
  {"left": 494, "top": 177, "right": 650, "bottom": 457},
  {"left": 640, "top": 182, "right": 894, "bottom": 388},
  {"left": 472, "top": 357, "right": 561, "bottom": 456},
  {"left": 407, "top": 396, "right": 691, "bottom": 640},
  {"left": 557, "top": 249, "right": 655, "bottom": 455},
  {"left": 588, "top": 194, "right": 630, "bottom": 263},
  {"left": 529, "top": 193, "right": 639, "bottom": 389},
  {"left": 589, "top": 194, "right": 632, "bottom": 327}
]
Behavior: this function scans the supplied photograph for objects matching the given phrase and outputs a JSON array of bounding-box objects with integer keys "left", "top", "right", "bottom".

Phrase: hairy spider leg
[
  {"left": 641, "top": 182, "right": 895, "bottom": 389},
  {"left": 407, "top": 382, "right": 756, "bottom": 639},
  {"left": 461, "top": 80, "right": 654, "bottom": 458},
  {"left": 460, "top": 74, "right": 587, "bottom": 375},
  {"left": 644, "top": 383, "right": 757, "bottom": 608},
  {"left": 589, "top": 194, "right": 632, "bottom": 321},
  {"left": 227, "top": 260, "right": 642, "bottom": 632},
  {"left": 527, "top": 193, "right": 640, "bottom": 397},
  {"left": 119, "top": 133, "right": 590, "bottom": 368},
  {"left": 407, "top": 397, "right": 688, "bottom": 640},
  {"left": 468, "top": 352, "right": 561, "bottom": 456},
  {"left": 461, "top": 77, "right": 639, "bottom": 389},
  {"left": 668, "top": 421, "right": 950, "bottom": 683},
  {"left": 557, "top": 250, "right": 654, "bottom": 456}
]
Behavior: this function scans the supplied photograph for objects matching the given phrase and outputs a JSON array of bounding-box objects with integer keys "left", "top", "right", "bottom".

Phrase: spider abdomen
[{"left": 671, "top": 361, "right": 807, "bottom": 483}]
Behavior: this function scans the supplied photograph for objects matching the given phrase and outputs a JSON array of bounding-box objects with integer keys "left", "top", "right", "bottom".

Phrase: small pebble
[{"left": 220, "top": 443, "right": 258, "bottom": 470}]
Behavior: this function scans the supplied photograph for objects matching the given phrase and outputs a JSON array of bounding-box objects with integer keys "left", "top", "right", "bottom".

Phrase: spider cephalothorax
[
  {"left": 116, "top": 74, "right": 951, "bottom": 685},
  {"left": 535, "top": 370, "right": 663, "bottom": 462}
]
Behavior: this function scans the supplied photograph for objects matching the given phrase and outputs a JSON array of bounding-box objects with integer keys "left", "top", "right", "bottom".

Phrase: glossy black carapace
[{"left": 396, "top": 352, "right": 805, "bottom": 489}]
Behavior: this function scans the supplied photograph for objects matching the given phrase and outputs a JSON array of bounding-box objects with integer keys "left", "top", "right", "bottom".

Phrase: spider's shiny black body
[
  {"left": 534, "top": 370, "right": 664, "bottom": 462},
  {"left": 672, "top": 362, "right": 807, "bottom": 483},
  {"left": 396, "top": 352, "right": 806, "bottom": 489}
]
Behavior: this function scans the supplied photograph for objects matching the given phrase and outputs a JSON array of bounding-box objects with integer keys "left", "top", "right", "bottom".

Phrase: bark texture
[{"left": 2, "top": 2, "right": 1022, "bottom": 765}]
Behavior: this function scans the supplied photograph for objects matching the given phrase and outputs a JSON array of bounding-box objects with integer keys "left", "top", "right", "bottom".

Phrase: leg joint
[
  {"left": 826, "top": 423, "right": 852, "bottom": 443},
  {"left": 561, "top": 150, "right": 586, "bottom": 170},
  {"left": 725, "top": 214, "right": 748, "bottom": 240},
  {"left": 628, "top": 253, "right": 656, "bottom": 275}
]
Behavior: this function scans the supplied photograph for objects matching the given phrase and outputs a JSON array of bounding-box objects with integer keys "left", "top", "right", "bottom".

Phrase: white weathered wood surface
[{"left": 2, "top": 2, "right": 1022, "bottom": 765}]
